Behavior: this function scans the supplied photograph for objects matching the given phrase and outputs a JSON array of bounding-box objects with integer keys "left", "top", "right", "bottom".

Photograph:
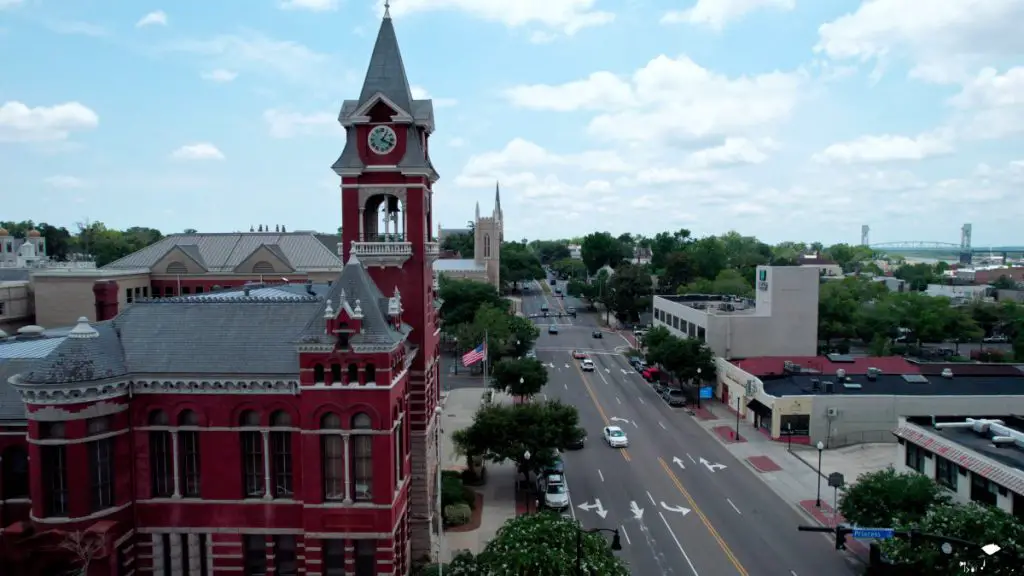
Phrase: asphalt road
[{"left": 524, "top": 278, "right": 863, "bottom": 576}]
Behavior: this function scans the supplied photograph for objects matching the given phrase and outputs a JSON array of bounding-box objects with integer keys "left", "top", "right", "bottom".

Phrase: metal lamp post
[
  {"left": 734, "top": 396, "right": 741, "bottom": 442},
  {"left": 576, "top": 526, "right": 622, "bottom": 575},
  {"left": 695, "top": 367, "right": 702, "bottom": 409},
  {"left": 815, "top": 441, "right": 825, "bottom": 507},
  {"left": 523, "top": 450, "right": 531, "bottom": 513},
  {"left": 435, "top": 405, "right": 445, "bottom": 572}
]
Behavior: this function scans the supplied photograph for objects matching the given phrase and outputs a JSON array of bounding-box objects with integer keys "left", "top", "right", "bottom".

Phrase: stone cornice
[
  {"left": 133, "top": 379, "right": 300, "bottom": 395},
  {"left": 9, "top": 373, "right": 130, "bottom": 406}
]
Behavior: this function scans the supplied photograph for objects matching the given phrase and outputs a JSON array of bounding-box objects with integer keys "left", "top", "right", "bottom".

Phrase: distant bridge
[{"left": 870, "top": 242, "right": 1024, "bottom": 253}]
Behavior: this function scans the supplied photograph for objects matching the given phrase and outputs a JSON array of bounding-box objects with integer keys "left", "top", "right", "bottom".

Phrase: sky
[{"left": 1, "top": 0, "right": 1022, "bottom": 247}]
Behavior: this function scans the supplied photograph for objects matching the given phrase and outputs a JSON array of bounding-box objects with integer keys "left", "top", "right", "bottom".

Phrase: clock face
[{"left": 367, "top": 125, "right": 397, "bottom": 155}]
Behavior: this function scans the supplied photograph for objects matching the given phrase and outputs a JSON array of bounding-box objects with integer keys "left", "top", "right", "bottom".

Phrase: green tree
[
  {"left": 452, "top": 400, "right": 586, "bottom": 475},
  {"left": 500, "top": 242, "right": 545, "bottom": 289},
  {"left": 491, "top": 357, "right": 548, "bottom": 397},
  {"left": 659, "top": 251, "right": 695, "bottom": 292},
  {"left": 818, "top": 280, "right": 862, "bottom": 347},
  {"left": 893, "top": 262, "right": 940, "bottom": 291},
  {"left": 438, "top": 277, "right": 507, "bottom": 329},
  {"left": 677, "top": 269, "right": 753, "bottom": 298},
  {"left": 580, "top": 232, "right": 627, "bottom": 275},
  {"left": 551, "top": 257, "right": 588, "bottom": 280},
  {"left": 605, "top": 263, "right": 652, "bottom": 323},
  {"left": 838, "top": 467, "right": 951, "bottom": 529},
  {"left": 649, "top": 229, "right": 692, "bottom": 272},
  {"left": 688, "top": 236, "right": 728, "bottom": 280},
  {"left": 441, "top": 232, "right": 474, "bottom": 258},
  {"left": 456, "top": 304, "right": 513, "bottom": 364},
  {"left": 991, "top": 275, "right": 1019, "bottom": 290},
  {"left": 880, "top": 503, "right": 1024, "bottom": 575},
  {"left": 472, "top": 512, "right": 629, "bottom": 576},
  {"left": 531, "top": 240, "right": 571, "bottom": 265},
  {"left": 507, "top": 315, "right": 540, "bottom": 357}
]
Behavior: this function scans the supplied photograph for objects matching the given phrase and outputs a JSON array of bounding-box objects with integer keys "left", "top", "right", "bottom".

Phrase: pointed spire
[
  {"left": 475, "top": 201, "right": 480, "bottom": 220},
  {"left": 494, "top": 181, "right": 502, "bottom": 219},
  {"left": 359, "top": 6, "right": 414, "bottom": 114},
  {"left": 384, "top": 0, "right": 391, "bottom": 18},
  {"left": 347, "top": 242, "right": 362, "bottom": 266},
  {"left": 324, "top": 299, "right": 334, "bottom": 319}
]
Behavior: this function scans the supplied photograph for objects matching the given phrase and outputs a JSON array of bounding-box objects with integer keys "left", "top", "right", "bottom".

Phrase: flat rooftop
[
  {"left": 907, "top": 416, "right": 1024, "bottom": 473},
  {"left": 763, "top": 372, "right": 1024, "bottom": 397},
  {"left": 655, "top": 294, "right": 756, "bottom": 314}
]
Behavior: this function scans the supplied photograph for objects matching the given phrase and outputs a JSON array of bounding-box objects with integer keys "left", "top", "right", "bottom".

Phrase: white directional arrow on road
[
  {"left": 700, "top": 457, "right": 727, "bottom": 472},
  {"left": 605, "top": 368, "right": 611, "bottom": 373},
  {"left": 564, "top": 363, "right": 570, "bottom": 369},
  {"left": 629, "top": 501, "right": 645, "bottom": 520},
  {"left": 548, "top": 363, "right": 555, "bottom": 369},
  {"left": 621, "top": 368, "right": 629, "bottom": 375},
  {"left": 577, "top": 500, "right": 608, "bottom": 519},
  {"left": 609, "top": 417, "right": 636, "bottom": 428},
  {"left": 660, "top": 502, "right": 691, "bottom": 516},
  {"left": 672, "top": 456, "right": 686, "bottom": 470}
]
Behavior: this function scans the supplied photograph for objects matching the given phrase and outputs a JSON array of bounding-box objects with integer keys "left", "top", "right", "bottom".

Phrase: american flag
[{"left": 462, "top": 342, "right": 486, "bottom": 366}]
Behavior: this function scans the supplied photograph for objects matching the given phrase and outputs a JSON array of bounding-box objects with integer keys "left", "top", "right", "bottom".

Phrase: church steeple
[
  {"left": 494, "top": 181, "right": 502, "bottom": 220},
  {"left": 358, "top": 5, "right": 414, "bottom": 114}
]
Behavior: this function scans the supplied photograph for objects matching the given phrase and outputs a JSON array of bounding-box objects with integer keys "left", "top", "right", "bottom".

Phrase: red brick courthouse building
[{"left": 0, "top": 11, "right": 443, "bottom": 576}]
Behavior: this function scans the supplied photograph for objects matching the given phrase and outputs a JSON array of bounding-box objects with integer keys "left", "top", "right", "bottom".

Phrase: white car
[
  {"left": 603, "top": 426, "right": 629, "bottom": 448},
  {"left": 581, "top": 358, "right": 595, "bottom": 372},
  {"left": 540, "top": 474, "right": 570, "bottom": 510}
]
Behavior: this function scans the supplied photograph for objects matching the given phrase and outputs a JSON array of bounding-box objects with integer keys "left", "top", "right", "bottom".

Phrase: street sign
[
  {"left": 852, "top": 527, "right": 895, "bottom": 540},
  {"left": 828, "top": 472, "right": 845, "bottom": 488},
  {"left": 699, "top": 386, "right": 713, "bottom": 399}
]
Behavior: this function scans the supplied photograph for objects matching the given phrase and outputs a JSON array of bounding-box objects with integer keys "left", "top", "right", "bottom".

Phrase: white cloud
[
  {"left": 0, "top": 101, "right": 99, "bottom": 142},
  {"left": 0, "top": 0, "right": 23, "bottom": 9},
  {"left": 455, "top": 138, "right": 631, "bottom": 189},
  {"left": 816, "top": 0, "right": 1024, "bottom": 84},
  {"left": 167, "top": 31, "right": 329, "bottom": 84},
  {"left": 812, "top": 130, "right": 954, "bottom": 164},
  {"left": 201, "top": 69, "right": 238, "bottom": 82},
  {"left": 263, "top": 109, "right": 338, "bottom": 138},
  {"left": 661, "top": 0, "right": 795, "bottom": 31},
  {"left": 170, "top": 143, "right": 225, "bottom": 160},
  {"left": 44, "top": 175, "right": 88, "bottom": 189},
  {"left": 279, "top": 0, "right": 338, "bottom": 10},
  {"left": 505, "top": 55, "right": 805, "bottom": 145},
  {"left": 948, "top": 66, "right": 1024, "bottom": 139},
  {"left": 47, "top": 21, "right": 107, "bottom": 37},
  {"left": 410, "top": 86, "right": 458, "bottom": 108},
  {"left": 686, "top": 137, "right": 778, "bottom": 169},
  {"left": 136, "top": 10, "right": 168, "bottom": 28},
  {"left": 381, "top": 0, "right": 615, "bottom": 37}
]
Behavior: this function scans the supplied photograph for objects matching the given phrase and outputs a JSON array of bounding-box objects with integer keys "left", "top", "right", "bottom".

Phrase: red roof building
[{"left": 0, "top": 10, "right": 441, "bottom": 576}]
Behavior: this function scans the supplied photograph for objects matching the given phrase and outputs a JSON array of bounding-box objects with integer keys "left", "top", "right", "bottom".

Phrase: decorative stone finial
[
  {"left": 353, "top": 299, "right": 363, "bottom": 317},
  {"left": 324, "top": 299, "right": 334, "bottom": 318},
  {"left": 68, "top": 317, "right": 99, "bottom": 339}
]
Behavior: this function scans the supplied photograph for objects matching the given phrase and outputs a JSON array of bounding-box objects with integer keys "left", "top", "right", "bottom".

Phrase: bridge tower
[
  {"left": 960, "top": 223, "right": 973, "bottom": 265},
  {"left": 861, "top": 225, "right": 870, "bottom": 247}
]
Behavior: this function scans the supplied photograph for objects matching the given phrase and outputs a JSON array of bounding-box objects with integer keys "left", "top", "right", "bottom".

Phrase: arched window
[
  {"left": 178, "top": 410, "right": 201, "bottom": 498},
  {"left": 1, "top": 446, "right": 29, "bottom": 499},
  {"left": 347, "top": 363, "right": 359, "bottom": 385},
  {"left": 351, "top": 413, "right": 373, "bottom": 501},
  {"left": 149, "top": 410, "right": 173, "bottom": 497},
  {"left": 321, "top": 413, "right": 344, "bottom": 501},
  {"left": 239, "top": 410, "right": 264, "bottom": 498},
  {"left": 484, "top": 233, "right": 491, "bottom": 258},
  {"left": 330, "top": 363, "right": 342, "bottom": 384},
  {"left": 365, "top": 363, "right": 376, "bottom": 385},
  {"left": 270, "top": 410, "right": 293, "bottom": 498},
  {"left": 86, "top": 417, "right": 114, "bottom": 511},
  {"left": 166, "top": 261, "right": 187, "bottom": 275},
  {"left": 253, "top": 261, "right": 275, "bottom": 274},
  {"left": 313, "top": 363, "right": 325, "bottom": 383}
]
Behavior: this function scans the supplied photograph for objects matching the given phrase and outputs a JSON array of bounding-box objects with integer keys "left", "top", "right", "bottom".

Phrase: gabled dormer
[
  {"left": 153, "top": 244, "right": 208, "bottom": 275},
  {"left": 324, "top": 289, "right": 364, "bottom": 349},
  {"left": 388, "top": 286, "right": 403, "bottom": 329}
]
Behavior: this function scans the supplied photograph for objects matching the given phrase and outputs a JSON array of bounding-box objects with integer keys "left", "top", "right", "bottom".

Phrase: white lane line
[
  {"left": 639, "top": 397, "right": 645, "bottom": 405},
  {"left": 620, "top": 525, "right": 631, "bottom": 545},
  {"left": 790, "top": 572, "right": 798, "bottom": 576},
  {"left": 616, "top": 397, "right": 622, "bottom": 405},
  {"left": 646, "top": 491, "right": 656, "bottom": 506},
  {"left": 659, "top": 511, "right": 701, "bottom": 576},
  {"left": 564, "top": 383, "right": 568, "bottom": 390},
  {"left": 563, "top": 473, "right": 578, "bottom": 522},
  {"left": 687, "top": 453, "right": 696, "bottom": 464},
  {"left": 598, "top": 469, "right": 604, "bottom": 482},
  {"left": 659, "top": 421, "right": 667, "bottom": 430},
  {"left": 727, "top": 498, "right": 741, "bottom": 515}
]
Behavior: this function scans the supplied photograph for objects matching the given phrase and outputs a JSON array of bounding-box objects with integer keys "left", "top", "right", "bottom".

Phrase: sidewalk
[
  {"left": 692, "top": 399, "right": 896, "bottom": 560},
  {"left": 438, "top": 387, "right": 518, "bottom": 561}
]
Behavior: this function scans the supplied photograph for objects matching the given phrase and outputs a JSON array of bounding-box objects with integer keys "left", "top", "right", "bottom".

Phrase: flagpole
[{"left": 483, "top": 330, "right": 488, "bottom": 388}]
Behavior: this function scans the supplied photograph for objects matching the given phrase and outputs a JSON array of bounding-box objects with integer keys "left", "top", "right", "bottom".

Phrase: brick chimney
[{"left": 93, "top": 280, "right": 119, "bottom": 321}]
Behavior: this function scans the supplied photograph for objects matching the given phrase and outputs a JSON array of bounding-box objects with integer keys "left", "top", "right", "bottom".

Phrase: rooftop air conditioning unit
[
  {"left": 941, "top": 368, "right": 954, "bottom": 379},
  {"left": 836, "top": 368, "right": 847, "bottom": 379},
  {"left": 823, "top": 381, "right": 835, "bottom": 394},
  {"left": 866, "top": 367, "right": 880, "bottom": 380}
]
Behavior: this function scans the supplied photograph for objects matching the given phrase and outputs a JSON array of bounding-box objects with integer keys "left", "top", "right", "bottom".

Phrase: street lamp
[
  {"left": 815, "top": 441, "right": 825, "bottom": 507},
  {"left": 577, "top": 526, "right": 622, "bottom": 575},
  {"left": 523, "top": 450, "right": 532, "bottom": 513},
  {"left": 435, "top": 405, "right": 445, "bottom": 571},
  {"left": 695, "top": 367, "right": 702, "bottom": 409}
]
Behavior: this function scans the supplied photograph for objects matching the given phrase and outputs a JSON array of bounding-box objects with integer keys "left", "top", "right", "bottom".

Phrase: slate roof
[
  {"left": 22, "top": 321, "right": 127, "bottom": 385},
  {"left": 301, "top": 254, "right": 407, "bottom": 348},
  {"left": 102, "top": 233, "right": 341, "bottom": 272},
  {"left": 358, "top": 11, "right": 415, "bottom": 115},
  {"left": 0, "top": 358, "right": 34, "bottom": 420}
]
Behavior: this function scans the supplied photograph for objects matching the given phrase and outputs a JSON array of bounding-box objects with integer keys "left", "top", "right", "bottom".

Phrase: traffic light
[{"left": 834, "top": 526, "right": 848, "bottom": 550}]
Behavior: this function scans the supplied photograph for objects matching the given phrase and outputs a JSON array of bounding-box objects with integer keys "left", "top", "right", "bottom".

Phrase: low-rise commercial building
[
  {"left": 716, "top": 356, "right": 1024, "bottom": 448},
  {"left": 653, "top": 266, "right": 819, "bottom": 359},
  {"left": 894, "top": 416, "right": 1024, "bottom": 520}
]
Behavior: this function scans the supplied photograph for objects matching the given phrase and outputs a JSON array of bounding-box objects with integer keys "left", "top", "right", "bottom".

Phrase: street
[{"left": 523, "top": 279, "right": 862, "bottom": 576}]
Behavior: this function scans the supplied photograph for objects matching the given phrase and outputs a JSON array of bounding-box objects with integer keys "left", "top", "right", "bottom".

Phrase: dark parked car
[
  {"left": 592, "top": 330, "right": 602, "bottom": 339},
  {"left": 567, "top": 434, "right": 586, "bottom": 450}
]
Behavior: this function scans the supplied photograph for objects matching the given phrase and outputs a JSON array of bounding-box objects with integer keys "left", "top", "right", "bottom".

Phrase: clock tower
[{"left": 332, "top": 8, "right": 443, "bottom": 564}]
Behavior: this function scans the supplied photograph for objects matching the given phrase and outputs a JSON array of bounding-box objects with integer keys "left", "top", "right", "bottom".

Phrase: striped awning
[{"left": 892, "top": 425, "right": 1024, "bottom": 496}]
